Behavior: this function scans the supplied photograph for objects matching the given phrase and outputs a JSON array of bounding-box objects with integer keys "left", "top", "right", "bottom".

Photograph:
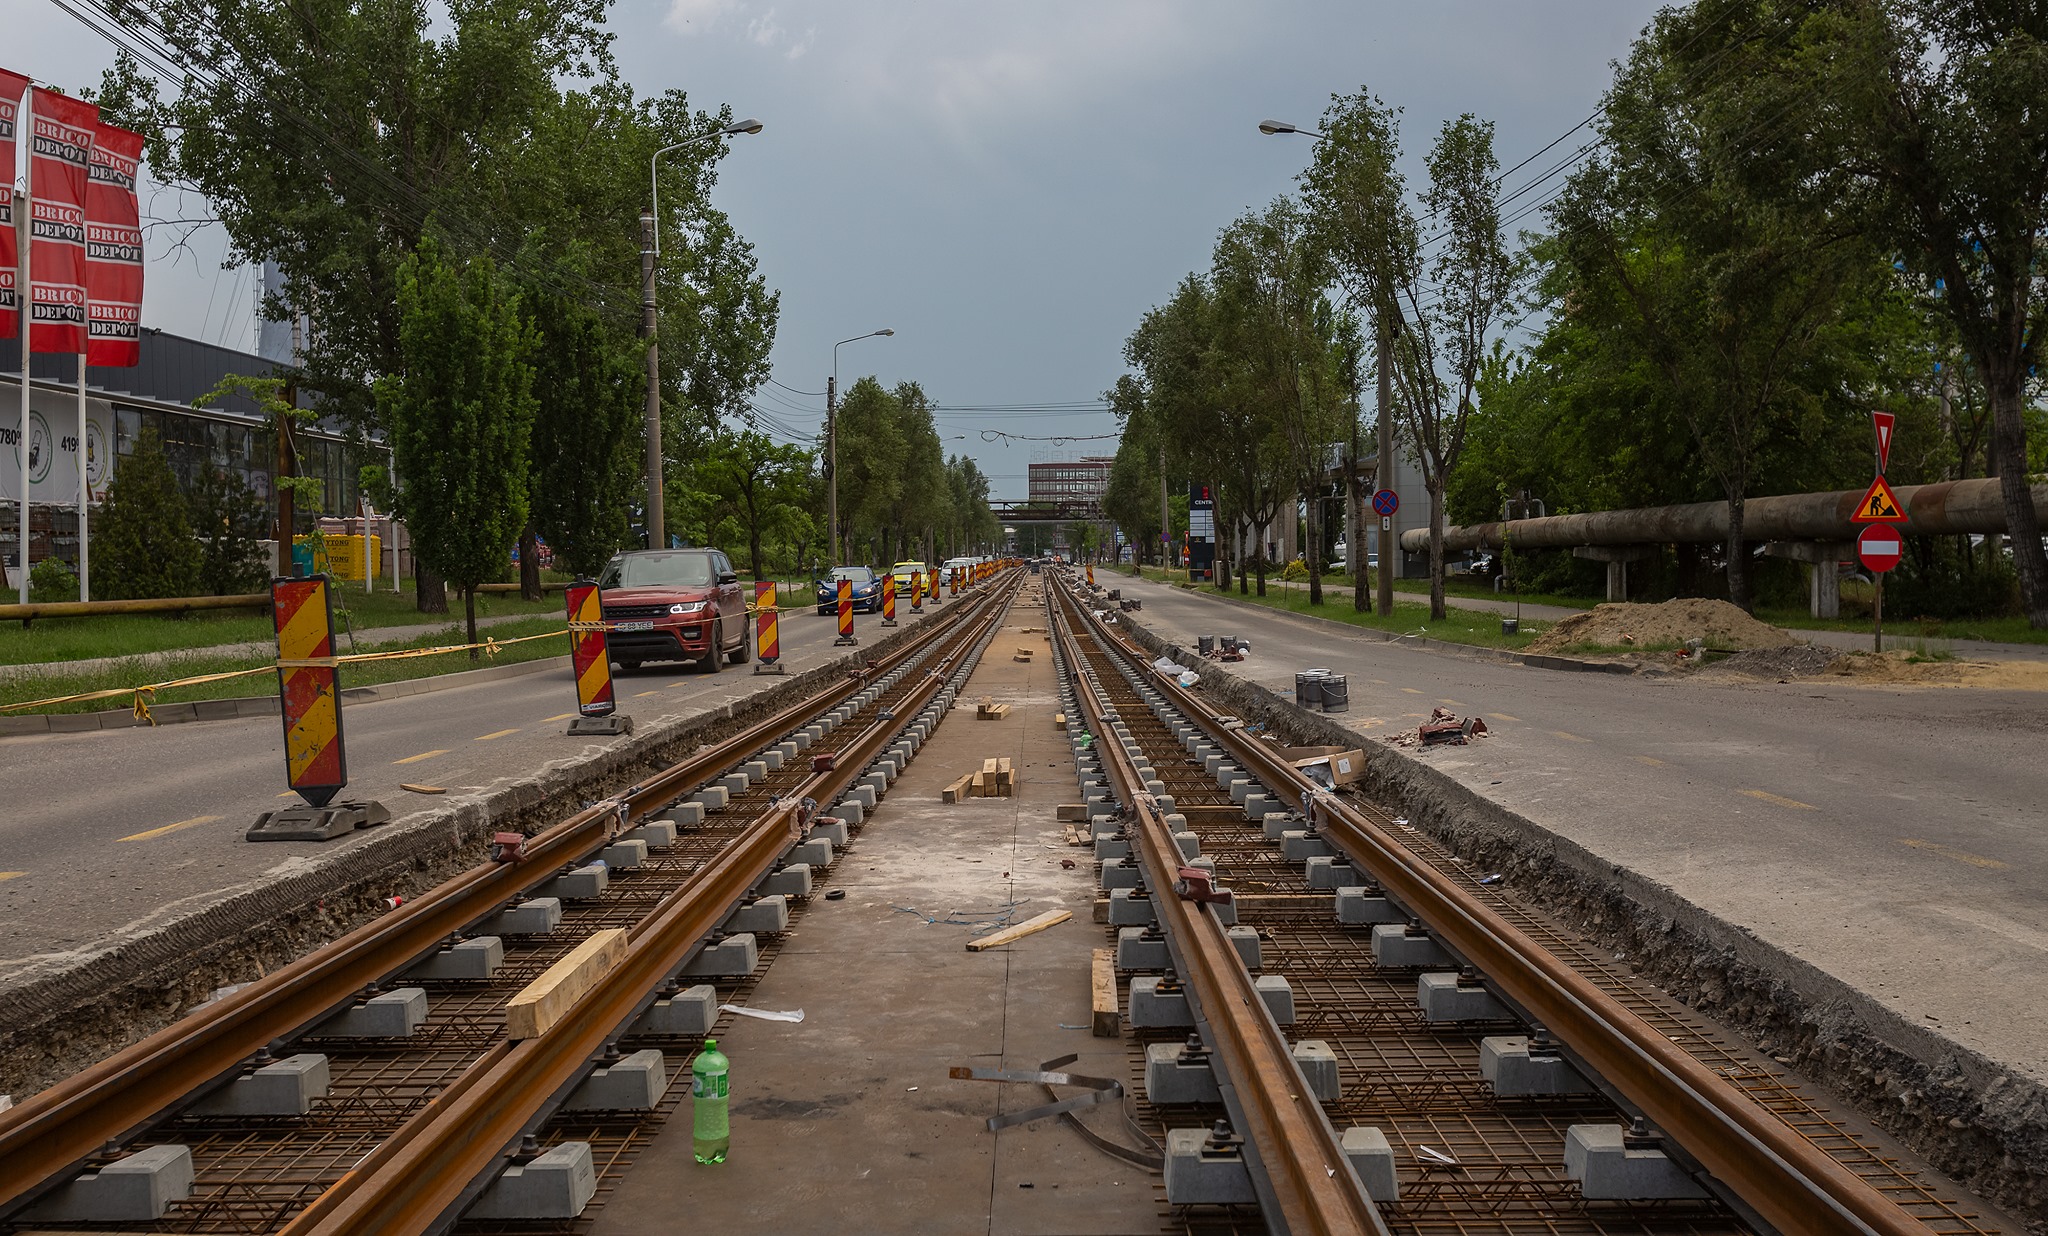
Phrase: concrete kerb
[
  {"left": 1110, "top": 605, "right": 2048, "bottom": 1230},
  {"left": 0, "top": 654, "right": 574, "bottom": 737},
  {"left": 0, "top": 616, "right": 949, "bottom": 1102}
]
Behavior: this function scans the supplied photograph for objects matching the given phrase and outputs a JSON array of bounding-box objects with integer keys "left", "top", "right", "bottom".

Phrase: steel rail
[
  {"left": 1049, "top": 589, "right": 1388, "bottom": 1236},
  {"left": 1060, "top": 574, "right": 1928, "bottom": 1236},
  {"left": 0, "top": 579, "right": 1013, "bottom": 1217},
  {"left": 282, "top": 573, "right": 1020, "bottom": 1235}
]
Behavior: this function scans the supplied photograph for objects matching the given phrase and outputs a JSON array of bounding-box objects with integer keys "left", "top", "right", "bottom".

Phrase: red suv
[{"left": 597, "top": 548, "right": 750, "bottom": 672}]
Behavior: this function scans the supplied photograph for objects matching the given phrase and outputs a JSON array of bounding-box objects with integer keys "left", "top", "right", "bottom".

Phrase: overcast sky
[{"left": 16, "top": 0, "right": 1664, "bottom": 499}]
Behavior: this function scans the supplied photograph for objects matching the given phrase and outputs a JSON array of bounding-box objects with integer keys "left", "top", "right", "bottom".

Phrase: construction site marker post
[
  {"left": 881, "top": 570, "right": 897, "bottom": 627},
  {"left": 911, "top": 569, "right": 925, "bottom": 613},
  {"left": 247, "top": 574, "right": 390, "bottom": 842},
  {"left": 753, "top": 580, "right": 783, "bottom": 674},
  {"left": 834, "top": 577, "right": 857, "bottom": 646},
  {"left": 564, "top": 578, "right": 633, "bottom": 736}
]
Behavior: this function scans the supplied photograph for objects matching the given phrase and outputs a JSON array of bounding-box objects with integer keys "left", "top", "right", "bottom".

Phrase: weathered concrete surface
[
  {"left": 1109, "top": 572, "right": 2044, "bottom": 1230},
  {"left": 594, "top": 589, "right": 1162, "bottom": 1236},
  {"left": 0, "top": 608, "right": 955, "bottom": 1102}
]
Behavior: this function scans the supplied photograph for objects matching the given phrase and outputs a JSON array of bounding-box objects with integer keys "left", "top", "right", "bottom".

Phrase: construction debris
[
  {"left": 976, "top": 696, "right": 1013, "bottom": 721},
  {"left": 1418, "top": 706, "right": 1489, "bottom": 746},
  {"left": 964, "top": 908, "right": 1072, "bottom": 952}
]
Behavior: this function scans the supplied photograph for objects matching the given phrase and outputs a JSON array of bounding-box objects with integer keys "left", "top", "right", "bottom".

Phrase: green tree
[
  {"left": 190, "top": 465, "right": 270, "bottom": 596},
  {"left": 379, "top": 240, "right": 539, "bottom": 655},
  {"left": 530, "top": 296, "right": 643, "bottom": 579},
  {"left": 828, "top": 377, "right": 907, "bottom": 564},
  {"left": 698, "top": 426, "right": 815, "bottom": 576},
  {"left": 96, "top": 429, "right": 200, "bottom": 600}
]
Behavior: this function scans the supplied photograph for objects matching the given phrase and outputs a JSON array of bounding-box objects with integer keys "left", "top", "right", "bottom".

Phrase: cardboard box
[{"left": 1292, "top": 748, "right": 1365, "bottom": 788}]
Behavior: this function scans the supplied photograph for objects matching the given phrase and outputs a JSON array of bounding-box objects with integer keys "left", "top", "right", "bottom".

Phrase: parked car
[
  {"left": 597, "top": 548, "right": 750, "bottom": 673},
  {"left": 815, "top": 565, "right": 882, "bottom": 614},
  {"left": 890, "top": 560, "right": 932, "bottom": 595}
]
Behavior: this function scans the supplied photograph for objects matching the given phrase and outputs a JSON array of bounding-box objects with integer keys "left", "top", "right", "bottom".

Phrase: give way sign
[{"left": 1858, "top": 525, "right": 1903, "bottom": 574}]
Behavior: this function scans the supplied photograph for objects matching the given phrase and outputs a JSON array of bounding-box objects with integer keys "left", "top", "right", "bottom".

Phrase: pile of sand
[
  {"left": 1530, "top": 598, "right": 1798, "bottom": 654},
  {"left": 1824, "top": 651, "right": 2048, "bottom": 690}
]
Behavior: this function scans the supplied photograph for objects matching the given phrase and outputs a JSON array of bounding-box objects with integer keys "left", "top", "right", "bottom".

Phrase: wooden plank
[
  {"left": 964, "top": 908, "right": 1073, "bottom": 952},
  {"left": 971, "top": 770, "right": 988, "bottom": 797},
  {"left": 505, "top": 928, "right": 628, "bottom": 1039},
  {"left": 1054, "top": 712, "right": 1067, "bottom": 731},
  {"left": 1092, "top": 947, "right": 1120, "bottom": 1037},
  {"left": 982, "top": 757, "right": 999, "bottom": 776},
  {"left": 941, "top": 773, "right": 975, "bottom": 804}
]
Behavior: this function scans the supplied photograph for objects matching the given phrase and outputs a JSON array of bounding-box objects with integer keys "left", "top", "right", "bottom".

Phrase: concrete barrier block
[
  {"left": 1291, "top": 1040, "right": 1339, "bottom": 1101},
  {"left": 1305, "top": 857, "right": 1360, "bottom": 889},
  {"left": 1262, "top": 812, "right": 1295, "bottom": 840},
  {"left": 694, "top": 785, "right": 729, "bottom": 811},
  {"left": 1243, "top": 793, "right": 1276, "bottom": 820},
  {"left": 1129, "top": 976, "right": 1193, "bottom": 1027},
  {"left": 684, "top": 933, "right": 759, "bottom": 977},
  {"left": 1173, "top": 831, "right": 1201, "bottom": 859},
  {"left": 1226, "top": 925, "right": 1261, "bottom": 970},
  {"left": 623, "top": 821, "right": 677, "bottom": 848},
  {"left": 717, "top": 773, "right": 749, "bottom": 796},
  {"left": 407, "top": 936, "right": 505, "bottom": 981},
  {"left": 744, "top": 759, "right": 771, "bottom": 781},
  {"left": 189, "top": 1054, "right": 331, "bottom": 1116},
  {"left": 1336, "top": 887, "right": 1404, "bottom": 925},
  {"left": 24, "top": 1144, "right": 195, "bottom": 1222},
  {"left": 1481, "top": 1035, "right": 1599, "bottom": 1096},
  {"left": 1094, "top": 835, "right": 1131, "bottom": 861},
  {"left": 1116, "top": 926, "right": 1169, "bottom": 971},
  {"left": 1343, "top": 1127, "right": 1399, "bottom": 1201},
  {"left": 546, "top": 863, "right": 609, "bottom": 901},
  {"left": 601, "top": 839, "right": 648, "bottom": 870},
  {"left": 851, "top": 784, "right": 879, "bottom": 809},
  {"left": 829, "top": 801, "right": 865, "bottom": 827},
  {"left": 566, "top": 1049, "right": 670, "bottom": 1111},
  {"left": 1163, "top": 1127, "right": 1256, "bottom": 1205},
  {"left": 485, "top": 898, "right": 562, "bottom": 935},
  {"left": 316, "top": 988, "right": 428, "bottom": 1038},
  {"left": 1107, "top": 888, "right": 1155, "bottom": 926},
  {"left": 1227, "top": 779, "right": 1255, "bottom": 805},
  {"left": 1372, "top": 923, "right": 1452, "bottom": 969},
  {"left": 467, "top": 1141, "right": 598, "bottom": 1220},
  {"left": 1418, "top": 972, "right": 1511, "bottom": 1022},
  {"left": 757, "top": 864, "right": 811, "bottom": 898},
  {"left": 671, "top": 802, "right": 707, "bottom": 828},
  {"left": 1254, "top": 975, "right": 1295, "bottom": 1024},
  {"left": 1281, "top": 830, "right": 1334, "bottom": 862},
  {"left": 789, "top": 838, "right": 834, "bottom": 868},
  {"left": 793, "top": 727, "right": 818, "bottom": 749},
  {"left": 1144, "top": 1041, "right": 1221, "bottom": 1104},
  {"left": 775, "top": 740, "right": 799, "bottom": 761},
  {"left": 633, "top": 984, "right": 719, "bottom": 1036},
  {"left": 812, "top": 818, "right": 850, "bottom": 847},
  {"left": 1564, "top": 1125, "right": 1709, "bottom": 1200},
  {"left": 758, "top": 749, "right": 785, "bottom": 771},
  {"left": 724, "top": 895, "right": 789, "bottom": 935},
  {"left": 1100, "top": 859, "right": 1144, "bottom": 890}
]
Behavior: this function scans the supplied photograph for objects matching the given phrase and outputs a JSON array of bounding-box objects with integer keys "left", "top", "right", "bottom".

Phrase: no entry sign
[{"left": 1857, "top": 525, "right": 1902, "bottom": 574}]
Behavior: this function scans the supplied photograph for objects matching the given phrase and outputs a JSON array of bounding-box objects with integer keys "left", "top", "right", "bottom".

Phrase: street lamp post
[
  {"left": 641, "top": 117, "right": 762, "bottom": 550},
  {"left": 826, "top": 328, "right": 895, "bottom": 565},
  {"left": 1260, "top": 117, "right": 1394, "bottom": 616}
]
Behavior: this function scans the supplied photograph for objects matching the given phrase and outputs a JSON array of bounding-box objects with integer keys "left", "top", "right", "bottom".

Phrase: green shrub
[
  {"left": 1279, "top": 557, "right": 1308, "bottom": 582},
  {"left": 96, "top": 428, "right": 201, "bottom": 600},
  {"left": 1885, "top": 537, "right": 2020, "bottom": 620},
  {"left": 28, "top": 556, "right": 77, "bottom": 603},
  {"left": 191, "top": 466, "right": 270, "bottom": 596}
]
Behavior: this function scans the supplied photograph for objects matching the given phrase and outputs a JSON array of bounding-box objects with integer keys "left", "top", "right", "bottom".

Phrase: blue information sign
[{"left": 1372, "top": 489, "right": 1400, "bottom": 518}]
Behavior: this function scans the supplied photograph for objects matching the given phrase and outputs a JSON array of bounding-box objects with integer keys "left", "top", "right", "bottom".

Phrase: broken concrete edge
[
  {"left": 0, "top": 654, "right": 573, "bottom": 736},
  {"left": 1145, "top": 583, "right": 1643, "bottom": 677},
  {"left": 0, "top": 617, "right": 944, "bottom": 1102},
  {"left": 1112, "top": 608, "right": 2047, "bottom": 1231}
]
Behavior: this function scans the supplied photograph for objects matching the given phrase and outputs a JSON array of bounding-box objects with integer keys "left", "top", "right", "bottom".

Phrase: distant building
[{"left": 1027, "top": 456, "right": 1112, "bottom": 512}]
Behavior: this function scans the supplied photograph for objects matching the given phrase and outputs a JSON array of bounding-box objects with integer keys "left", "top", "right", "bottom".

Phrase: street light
[
  {"left": 826, "top": 328, "right": 895, "bottom": 565},
  {"left": 640, "top": 117, "right": 763, "bottom": 549},
  {"left": 1258, "top": 118, "right": 1324, "bottom": 138}
]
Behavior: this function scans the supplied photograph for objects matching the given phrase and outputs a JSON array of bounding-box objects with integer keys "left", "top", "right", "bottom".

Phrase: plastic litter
[{"left": 717, "top": 1003, "right": 805, "bottom": 1023}]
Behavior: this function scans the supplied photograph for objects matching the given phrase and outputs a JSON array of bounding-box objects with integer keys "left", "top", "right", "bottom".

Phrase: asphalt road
[
  {"left": 0, "top": 601, "right": 945, "bottom": 980},
  {"left": 1116, "top": 574, "right": 2048, "bottom": 1086}
]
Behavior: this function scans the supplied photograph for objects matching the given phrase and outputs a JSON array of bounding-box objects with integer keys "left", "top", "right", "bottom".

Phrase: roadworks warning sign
[{"left": 1850, "top": 475, "right": 1909, "bottom": 523}]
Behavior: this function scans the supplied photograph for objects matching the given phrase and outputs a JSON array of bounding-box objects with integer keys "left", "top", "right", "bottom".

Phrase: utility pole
[
  {"left": 1157, "top": 442, "right": 1170, "bottom": 573},
  {"left": 1375, "top": 323, "right": 1395, "bottom": 617},
  {"left": 825, "top": 374, "right": 838, "bottom": 565},
  {"left": 640, "top": 207, "right": 664, "bottom": 550}
]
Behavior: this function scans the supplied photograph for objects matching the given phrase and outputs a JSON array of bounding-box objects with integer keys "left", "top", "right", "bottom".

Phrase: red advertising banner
[
  {"left": 27, "top": 87, "right": 97, "bottom": 355},
  {"left": 0, "top": 69, "right": 28, "bottom": 340},
  {"left": 85, "top": 123, "right": 142, "bottom": 367}
]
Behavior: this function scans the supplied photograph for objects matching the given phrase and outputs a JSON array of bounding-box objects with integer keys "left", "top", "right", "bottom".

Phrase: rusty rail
[
  {"left": 1050, "top": 586, "right": 1389, "bottom": 1236},
  {"left": 0, "top": 576, "right": 1016, "bottom": 1219},
  {"left": 282, "top": 578, "right": 1017, "bottom": 1233},
  {"left": 1060, "top": 573, "right": 1929, "bottom": 1236}
]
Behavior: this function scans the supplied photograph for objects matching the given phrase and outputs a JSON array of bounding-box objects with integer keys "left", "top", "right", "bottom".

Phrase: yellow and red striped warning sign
[
  {"left": 273, "top": 575, "right": 347, "bottom": 807},
  {"left": 836, "top": 577, "right": 856, "bottom": 643},
  {"left": 882, "top": 571, "right": 897, "bottom": 623},
  {"left": 754, "top": 580, "right": 781, "bottom": 663},
  {"left": 566, "top": 581, "right": 617, "bottom": 717}
]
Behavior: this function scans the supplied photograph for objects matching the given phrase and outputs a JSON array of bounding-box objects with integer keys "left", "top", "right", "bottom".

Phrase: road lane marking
[
  {"left": 544, "top": 712, "right": 577, "bottom": 723},
  {"left": 394, "top": 749, "right": 450, "bottom": 765},
  {"left": 1438, "top": 698, "right": 1462, "bottom": 706},
  {"left": 668, "top": 681, "right": 691, "bottom": 688},
  {"left": 1634, "top": 755, "right": 1665, "bottom": 767},
  {"left": 1400, "top": 688, "right": 1423, "bottom": 695},
  {"left": 119, "top": 815, "right": 222, "bottom": 843},
  {"left": 0, "top": 871, "right": 25, "bottom": 882},
  {"left": 635, "top": 690, "right": 660, "bottom": 697},
  {"left": 1741, "top": 789, "right": 1817, "bottom": 811},
  {"left": 1492, "top": 711, "right": 1520, "bottom": 721},
  {"left": 277, "top": 790, "right": 299, "bottom": 797},
  {"left": 1550, "top": 730, "right": 1590, "bottom": 743},
  {"left": 1370, "top": 679, "right": 1389, "bottom": 685},
  {"left": 1900, "top": 838, "right": 2008, "bottom": 869},
  {"left": 476, "top": 729, "right": 520, "bottom": 741}
]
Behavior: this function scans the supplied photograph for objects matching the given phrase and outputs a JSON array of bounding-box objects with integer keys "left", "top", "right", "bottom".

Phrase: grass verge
[
  {"left": 1120, "top": 567, "right": 1552, "bottom": 651},
  {"left": 0, "top": 615, "right": 572, "bottom": 716}
]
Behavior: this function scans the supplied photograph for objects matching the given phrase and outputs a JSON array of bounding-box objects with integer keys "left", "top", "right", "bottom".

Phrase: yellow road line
[
  {"left": 543, "top": 712, "right": 577, "bottom": 723},
  {"left": 1438, "top": 698, "right": 1462, "bottom": 706},
  {"left": 476, "top": 729, "right": 520, "bottom": 741},
  {"left": 1400, "top": 687, "right": 1423, "bottom": 695},
  {"left": 394, "top": 749, "right": 450, "bottom": 765},
  {"left": 1741, "top": 789, "right": 1817, "bottom": 811},
  {"left": 634, "top": 690, "right": 660, "bottom": 698},
  {"left": 668, "top": 681, "right": 691, "bottom": 688},
  {"left": 1900, "top": 838, "right": 2008, "bottom": 869},
  {"left": 0, "top": 871, "right": 25, "bottom": 882},
  {"left": 1634, "top": 755, "right": 1666, "bottom": 767},
  {"left": 119, "top": 815, "right": 223, "bottom": 843},
  {"left": 1492, "top": 711, "right": 1520, "bottom": 721},
  {"left": 278, "top": 790, "right": 299, "bottom": 797},
  {"left": 1550, "top": 730, "right": 1590, "bottom": 743}
]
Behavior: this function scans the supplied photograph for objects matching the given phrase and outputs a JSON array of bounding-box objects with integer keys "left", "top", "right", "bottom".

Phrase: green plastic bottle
[{"left": 691, "top": 1038, "right": 730, "bottom": 1164}]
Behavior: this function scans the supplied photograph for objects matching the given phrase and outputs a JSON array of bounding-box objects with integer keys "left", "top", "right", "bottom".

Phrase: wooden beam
[
  {"left": 504, "top": 928, "right": 628, "bottom": 1039},
  {"left": 1092, "top": 947, "right": 1120, "bottom": 1037},
  {"left": 964, "top": 908, "right": 1072, "bottom": 952}
]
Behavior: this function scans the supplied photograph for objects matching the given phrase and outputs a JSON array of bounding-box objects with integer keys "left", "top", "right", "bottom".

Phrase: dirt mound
[
  {"left": 1698, "top": 645, "right": 1844, "bottom": 680},
  {"left": 1823, "top": 650, "right": 2048, "bottom": 690},
  {"left": 1529, "top": 598, "right": 1798, "bottom": 654}
]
